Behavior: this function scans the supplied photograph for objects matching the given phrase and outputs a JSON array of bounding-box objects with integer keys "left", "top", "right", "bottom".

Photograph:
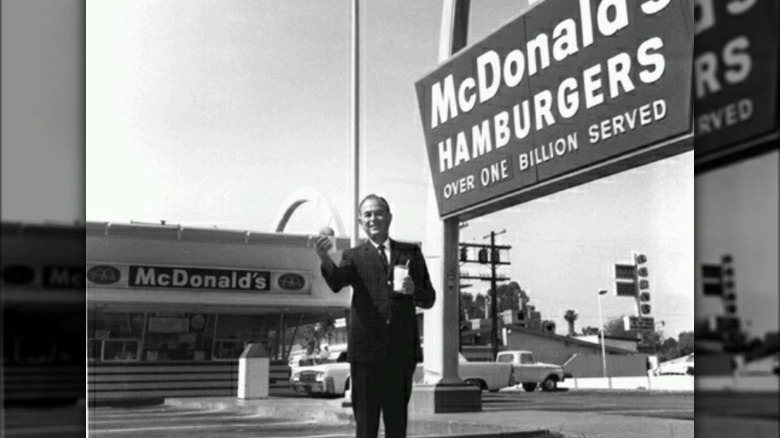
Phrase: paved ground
[
  {"left": 481, "top": 390, "right": 693, "bottom": 421},
  {"left": 694, "top": 391, "right": 779, "bottom": 438},
  {"left": 695, "top": 390, "right": 778, "bottom": 420},
  {"left": 5, "top": 388, "right": 775, "bottom": 438},
  {"left": 3, "top": 403, "right": 86, "bottom": 438},
  {"left": 84, "top": 390, "right": 695, "bottom": 438}
]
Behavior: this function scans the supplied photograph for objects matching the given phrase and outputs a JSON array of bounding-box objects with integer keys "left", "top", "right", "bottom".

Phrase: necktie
[{"left": 378, "top": 245, "right": 389, "bottom": 272}]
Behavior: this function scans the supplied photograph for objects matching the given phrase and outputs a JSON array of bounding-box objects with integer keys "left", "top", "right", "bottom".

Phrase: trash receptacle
[{"left": 238, "top": 343, "right": 269, "bottom": 399}]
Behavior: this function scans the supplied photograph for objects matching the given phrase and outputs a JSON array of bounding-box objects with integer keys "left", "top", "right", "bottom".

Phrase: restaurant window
[
  {"left": 143, "top": 313, "right": 216, "bottom": 362},
  {"left": 212, "top": 314, "right": 259, "bottom": 361},
  {"left": 87, "top": 312, "right": 145, "bottom": 362}
]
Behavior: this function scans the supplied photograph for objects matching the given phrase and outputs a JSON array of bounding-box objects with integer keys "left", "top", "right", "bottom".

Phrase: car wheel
[
  {"left": 541, "top": 377, "right": 557, "bottom": 392},
  {"left": 464, "top": 379, "right": 485, "bottom": 391},
  {"left": 522, "top": 383, "right": 537, "bottom": 392}
]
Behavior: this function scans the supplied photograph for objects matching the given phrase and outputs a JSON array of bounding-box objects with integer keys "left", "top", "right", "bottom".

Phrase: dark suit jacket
[{"left": 321, "top": 239, "right": 436, "bottom": 366}]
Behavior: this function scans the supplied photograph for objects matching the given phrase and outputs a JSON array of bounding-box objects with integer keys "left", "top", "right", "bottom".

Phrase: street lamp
[{"left": 597, "top": 289, "right": 608, "bottom": 378}]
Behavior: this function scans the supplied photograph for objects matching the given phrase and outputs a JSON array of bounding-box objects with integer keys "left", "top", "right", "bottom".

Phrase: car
[
  {"left": 412, "top": 353, "right": 516, "bottom": 392},
  {"left": 291, "top": 350, "right": 519, "bottom": 397},
  {"left": 655, "top": 353, "right": 694, "bottom": 376},
  {"left": 289, "top": 351, "right": 350, "bottom": 396},
  {"left": 495, "top": 350, "right": 566, "bottom": 392}
]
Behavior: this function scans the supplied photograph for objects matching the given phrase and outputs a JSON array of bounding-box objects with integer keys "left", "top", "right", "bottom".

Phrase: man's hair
[{"left": 358, "top": 194, "right": 391, "bottom": 214}]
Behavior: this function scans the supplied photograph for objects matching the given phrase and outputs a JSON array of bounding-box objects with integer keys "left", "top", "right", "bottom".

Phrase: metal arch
[{"left": 273, "top": 187, "right": 347, "bottom": 237}]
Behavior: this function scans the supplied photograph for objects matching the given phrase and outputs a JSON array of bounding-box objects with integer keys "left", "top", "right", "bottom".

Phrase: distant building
[
  {"left": 573, "top": 335, "right": 639, "bottom": 352},
  {"left": 461, "top": 324, "right": 649, "bottom": 377}
]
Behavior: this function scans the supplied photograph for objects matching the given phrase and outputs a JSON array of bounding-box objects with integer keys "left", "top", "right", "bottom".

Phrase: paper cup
[{"left": 393, "top": 265, "right": 409, "bottom": 292}]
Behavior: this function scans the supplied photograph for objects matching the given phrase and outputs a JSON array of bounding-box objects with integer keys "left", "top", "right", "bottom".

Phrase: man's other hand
[{"left": 314, "top": 234, "right": 333, "bottom": 259}]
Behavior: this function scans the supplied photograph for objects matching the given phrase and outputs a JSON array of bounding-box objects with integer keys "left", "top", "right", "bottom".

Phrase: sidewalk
[
  {"left": 166, "top": 396, "right": 548, "bottom": 437},
  {"left": 165, "top": 395, "right": 693, "bottom": 438}
]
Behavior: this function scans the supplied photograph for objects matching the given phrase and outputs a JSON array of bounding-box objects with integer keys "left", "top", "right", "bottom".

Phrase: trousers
[{"left": 349, "top": 361, "right": 415, "bottom": 438}]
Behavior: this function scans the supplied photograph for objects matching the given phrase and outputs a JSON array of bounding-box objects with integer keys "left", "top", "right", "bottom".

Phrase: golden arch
[{"left": 273, "top": 187, "right": 346, "bottom": 236}]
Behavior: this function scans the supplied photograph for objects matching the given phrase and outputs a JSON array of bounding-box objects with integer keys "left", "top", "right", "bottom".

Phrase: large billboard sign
[
  {"left": 416, "top": 0, "right": 693, "bottom": 218},
  {"left": 694, "top": 0, "right": 779, "bottom": 167}
]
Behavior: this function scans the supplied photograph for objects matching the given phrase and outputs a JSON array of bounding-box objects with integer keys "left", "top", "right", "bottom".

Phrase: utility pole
[
  {"left": 459, "top": 229, "right": 510, "bottom": 360},
  {"left": 485, "top": 229, "right": 506, "bottom": 361}
]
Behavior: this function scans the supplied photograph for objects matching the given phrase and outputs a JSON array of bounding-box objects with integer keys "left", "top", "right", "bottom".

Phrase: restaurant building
[{"left": 86, "top": 220, "right": 350, "bottom": 403}]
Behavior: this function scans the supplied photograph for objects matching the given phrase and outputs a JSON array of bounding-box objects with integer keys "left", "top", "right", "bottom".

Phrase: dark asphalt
[
  {"left": 3, "top": 404, "right": 86, "bottom": 438},
  {"left": 695, "top": 391, "right": 779, "bottom": 420}
]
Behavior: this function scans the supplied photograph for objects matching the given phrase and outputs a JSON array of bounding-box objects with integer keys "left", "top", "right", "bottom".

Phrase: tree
[
  {"left": 297, "top": 319, "right": 336, "bottom": 356},
  {"left": 460, "top": 292, "right": 483, "bottom": 321},
  {"left": 473, "top": 294, "right": 488, "bottom": 319},
  {"left": 604, "top": 316, "right": 635, "bottom": 338},
  {"left": 677, "top": 331, "right": 694, "bottom": 356},
  {"left": 563, "top": 310, "right": 579, "bottom": 336},
  {"left": 581, "top": 326, "right": 601, "bottom": 336},
  {"left": 659, "top": 337, "right": 680, "bottom": 362},
  {"left": 496, "top": 281, "right": 528, "bottom": 312}
]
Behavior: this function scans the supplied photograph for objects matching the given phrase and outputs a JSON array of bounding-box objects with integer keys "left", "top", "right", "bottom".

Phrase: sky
[{"left": 80, "top": 0, "right": 703, "bottom": 339}]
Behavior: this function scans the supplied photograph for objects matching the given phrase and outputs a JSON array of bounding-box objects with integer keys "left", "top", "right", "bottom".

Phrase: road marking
[{"left": 92, "top": 420, "right": 318, "bottom": 433}]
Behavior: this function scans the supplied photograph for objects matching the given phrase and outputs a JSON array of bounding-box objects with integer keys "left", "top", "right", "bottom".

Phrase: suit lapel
[
  {"left": 362, "top": 243, "right": 386, "bottom": 274},
  {"left": 389, "top": 239, "right": 401, "bottom": 267}
]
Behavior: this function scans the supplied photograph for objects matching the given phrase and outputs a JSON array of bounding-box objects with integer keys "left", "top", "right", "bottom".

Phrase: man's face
[{"left": 359, "top": 198, "right": 392, "bottom": 243}]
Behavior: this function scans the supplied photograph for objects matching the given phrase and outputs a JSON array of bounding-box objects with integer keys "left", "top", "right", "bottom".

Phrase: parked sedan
[{"left": 290, "top": 352, "right": 350, "bottom": 396}]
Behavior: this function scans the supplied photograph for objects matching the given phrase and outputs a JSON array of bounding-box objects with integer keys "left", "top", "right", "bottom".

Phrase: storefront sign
[
  {"left": 694, "top": 0, "right": 779, "bottom": 161},
  {"left": 416, "top": 0, "right": 693, "bottom": 217},
  {"left": 129, "top": 266, "right": 270, "bottom": 291},
  {"left": 86, "top": 263, "right": 312, "bottom": 294},
  {"left": 1, "top": 263, "right": 85, "bottom": 289}
]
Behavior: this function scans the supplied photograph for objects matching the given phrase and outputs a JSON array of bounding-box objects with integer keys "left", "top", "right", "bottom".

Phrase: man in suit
[{"left": 314, "top": 194, "right": 436, "bottom": 438}]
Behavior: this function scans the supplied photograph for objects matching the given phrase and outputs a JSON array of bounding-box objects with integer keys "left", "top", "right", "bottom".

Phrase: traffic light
[
  {"left": 460, "top": 246, "right": 468, "bottom": 262},
  {"left": 721, "top": 254, "right": 737, "bottom": 316},
  {"left": 635, "top": 253, "right": 650, "bottom": 314}
]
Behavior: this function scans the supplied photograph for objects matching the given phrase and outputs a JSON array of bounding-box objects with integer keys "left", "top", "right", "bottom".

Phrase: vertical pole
[
  {"left": 490, "top": 231, "right": 498, "bottom": 361},
  {"left": 350, "top": 0, "right": 360, "bottom": 248},
  {"left": 422, "top": 0, "right": 470, "bottom": 386},
  {"left": 598, "top": 293, "right": 607, "bottom": 378}
]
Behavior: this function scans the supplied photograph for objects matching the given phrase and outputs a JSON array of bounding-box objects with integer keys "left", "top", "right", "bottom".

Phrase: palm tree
[{"left": 563, "top": 310, "right": 579, "bottom": 336}]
